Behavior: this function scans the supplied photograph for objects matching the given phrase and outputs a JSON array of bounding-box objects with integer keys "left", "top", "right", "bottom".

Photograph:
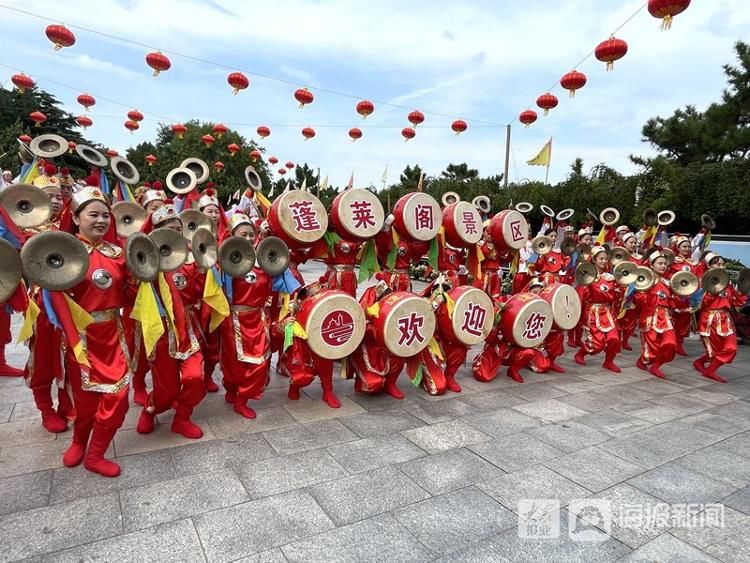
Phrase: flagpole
[
  {"left": 503, "top": 124, "right": 511, "bottom": 188},
  {"left": 545, "top": 136, "right": 552, "bottom": 185},
  {"left": 316, "top": 167, "right": 320, "bottom": 197}
]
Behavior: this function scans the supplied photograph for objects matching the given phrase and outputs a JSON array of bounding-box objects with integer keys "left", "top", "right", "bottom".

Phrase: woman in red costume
[
  {"left": 134, "top": 205, "right": 206, "bottom": 439},
  {"left": 59, "top": 182, "right": 134, "bottom": 477},
  {"left": 23, "top": 171, "right": 73, "bottom": 432},
  {"left": 476, "top": 228, "right": 506, "bottom": 298},
  {"left": 350, "top": 279, "right": 407, "bottom": 399},
  {"left": 634, "top": 250, "right": 677, "bottom": 379},
  {"left": 574, "top": 246, "right": 623, "bottom": 373},
  {"left": 318, "top": 231, "right": 359, "bottom": 298},
  {"left": 617, "top": 232, "right": 645, "bottom": 351},
  {"left": 565, "top": 228, "right": 593, "bottom": 348},
  {"left": 219, "top": 213, "right": 273, "bottom": 419},
  {"left": 526, "top": 278, "right": 567, "bottom": 374},
  {"left": 694, "top": 252, "right": 748, "bottom": 383},
  {"left": 670, "top": 235, "right": 699, "bottom": 356},
  {"left": 375, "top": 216, "right": 429, "bottom": 293}
]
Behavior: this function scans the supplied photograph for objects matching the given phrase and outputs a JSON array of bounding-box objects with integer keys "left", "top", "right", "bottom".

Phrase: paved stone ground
[{"left": 1, "top": 262, "right": 750, "bottom": 562}]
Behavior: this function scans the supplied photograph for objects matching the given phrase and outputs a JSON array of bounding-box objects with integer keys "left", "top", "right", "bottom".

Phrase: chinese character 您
[{"left": 521, "top": 311, "right": 547, "bottom": 341}]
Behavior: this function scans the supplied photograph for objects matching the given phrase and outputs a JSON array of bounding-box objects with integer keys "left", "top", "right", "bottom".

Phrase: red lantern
[
  {"left": 146, "top": 51, "right": 171, "bottom": 76},
  {"left": 124, "top": 120, "right": 139, "bottom": 133},
  {"left": 408, "top": 110, "right": 425, "bottom": 127},
  {"left": 227, "top": 72, "right": 249, "bottom": 95},
  {"left": 560, "top": 70, "right": 587, "bottom": 98},
  {"left": 285, "top": 161, "right": 295, "bottom": 170},
  {"left": 595, "top": 37, "right": 628, "bottom": 71},
  {"left": 77, "top": 93, "right": 96, "bottom": 111},
  {"left": 349, "top": 127, "right": 363, "bottom": 141},
  {"left": 127, "top": 109, "right": 144, "bottom": 122},
  {"left": 257, "top": 126, "right": 270, "bottom": 139},
  {"left": 67, "top": 141, "right": 76, "bottom": 154},
  {"left": 29, "top": 111, "right": 46, "bottom": 127},
  {"left": 45, "top": 24, "right": 75, "bottom": 51},
  {"left": 227, "top": 143, "right": 240, "bottom": 157},
  {"left": 18, "top": 135, "right": 32, "bottom": 144},
  {"left": 648, "top": 0, "right": 691, "bottom": 30},
  {"left": 11, "top": 74, "right": 35, "bottom": 94},
  {"left": 302, "top": 127, "right": 316, "bottom": 140},
  {"left": 76, "top": 115, "right": 93, "bottom": 129},
  {"left": 401, "top": 127, "right": 416, "bottom": 142},
  {"left": 145, "top": 154, "right": 157, "bottom": 166},
  {"left": 201, "top": 134, "right": 215, "bottom": 147},
  {"left": 106, "top": 149, "right": 119, "bottom": 158},
  {"left": 213, "top": 161, "right": 225, "bottom": 173},
  {"left": 249, "top": 149, "right": 262, "bottom": 161},
  {"left": 519, "top": 110, "right": 538, "bottom": 128},
  {"left": 451, "top": 120, "right": 468, "bottom": 135},
  {"left": 212, "top": 124, "right": 228, "bottom": 138},
  {"left": 268, "top": 156, "right": 279, "bottom": 165},
  {"left": 278, "top": 168, "right": 287, "bottom": 176},
  {"left": 356, "top": 100, "right": 374, "bottom": 118},
  {"left": 171, "top": 123, "right": 187, "bottom": 139},
  {"left": 536, "top": 93, "right": 559, "bottom": 116},
  {"left": 294, "top": 88, "right": 314, "bottom": 108}
]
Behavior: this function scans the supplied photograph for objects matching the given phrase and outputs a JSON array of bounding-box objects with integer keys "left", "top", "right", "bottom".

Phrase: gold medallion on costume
[{"left": 92, "top": 268, "right": 113, "bottom": 289}]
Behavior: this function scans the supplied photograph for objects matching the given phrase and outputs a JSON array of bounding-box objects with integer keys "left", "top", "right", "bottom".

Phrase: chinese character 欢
[
  {"left": 289, "top": 200, "right": 322, "bottom": 232},
  {"left": 461, "top": 302, "right": 487, "bottom": 337},
  {"left": 350, "top": 200, "right": 376, "bottom": 230},
  {"left": 397, "top": 312, "right": 425, "bottom": 346},
  {"left": 415, "top": 204, "right": 434, "bottom": 231}
]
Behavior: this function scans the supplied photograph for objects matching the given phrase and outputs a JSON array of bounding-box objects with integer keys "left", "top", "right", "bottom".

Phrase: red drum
[
  {"left": 372, "top": 291, "right": 436, "bottom": 357},
  {"left": 268, "top": 190, "right": 328, "bottom": 247},
  {"left": 296, "top": 289, "right": 365, "bottom": 360},
  {"left": 442, "top": 202, "right": 483, "bottom": 248},
  {"left": 488, "top": 209, "right": 529, "bottom": 252},
  {"left": 537, "top": 283, "right": 581, "bottom": 331},
  {"left": 330, "top": 188, "right": 385, "bottom": 241},
  {"left": 435, "top": 286, "right": 494, "bottom": 346},
  {"left": 392, "top": 192, "right": 441, "bottom": 242},
  {"left": 500, "top": 292, "right": 553, "bottom": 348}
]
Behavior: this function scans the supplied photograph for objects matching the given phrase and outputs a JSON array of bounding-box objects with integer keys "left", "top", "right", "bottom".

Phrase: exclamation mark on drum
[{"left": 564, "top": 295, "right": 571, "bottom": 318}]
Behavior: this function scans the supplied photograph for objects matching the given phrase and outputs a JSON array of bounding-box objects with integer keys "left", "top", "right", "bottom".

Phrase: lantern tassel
[
  {"left": 543, "top": 109, "right": 549, "bottom": 116},
  {"left": 569, "top": 90, "right": 576, "bottom": 98},
  {"left": 298, "top": 102, "right": 305, "bottom": 109},
  {"left": 53, "top": 43, "right": 62, "bottom": 51},
  {"left": 152, "top": 69, "right": 160, "bottom": 77},
  {"left": 232, "top": 88, "right": 239, "bottom": 95},
  {"left": 607, "top": 61, "right": 614, "bottom": 72},
  {"left": 661, "top": 15, "right": 673, "bottom": 31}
]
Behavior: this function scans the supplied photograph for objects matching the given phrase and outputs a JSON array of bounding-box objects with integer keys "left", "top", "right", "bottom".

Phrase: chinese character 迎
[{"left": 461, "top": 302, "right": 487, "bottom": 337}]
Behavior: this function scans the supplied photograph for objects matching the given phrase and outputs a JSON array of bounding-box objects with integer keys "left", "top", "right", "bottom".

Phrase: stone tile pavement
[{"left": 2, "top": 267, "right": 750, "bottom": 561}]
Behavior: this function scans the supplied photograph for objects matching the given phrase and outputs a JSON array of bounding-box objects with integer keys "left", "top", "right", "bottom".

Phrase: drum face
[
  {"left": 375, "top": 292, "right": 436, "bottom": 357},
  {"left": 436, "top": 286, "right": 494, "bottom": 346},
  {"left": 269, "top": 191, "right": 328, "bottom": 246},
  {"left": 501, "top": 293, "right": 553, "bottom": 348},
  {"left": 330, "top": 189, "right": 384, "bottom": 241},
  {"left": 488, "top": 210, "right": 528, "bottom": 252},
  {"left": 442, "top": 202, "right": 483, "bottom": 247},
  {"left": 393, "top": 193, "right": 442, "bottom": 242},
  {"left": 538, "top": 283, "right": 582, "bottom": 331},
  {"left": 297, "top": 291, "right": 366, "bottom": 360}
]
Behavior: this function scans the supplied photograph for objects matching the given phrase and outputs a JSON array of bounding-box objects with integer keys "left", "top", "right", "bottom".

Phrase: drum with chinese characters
[
  {"left": 435, "top": 285, "right": 494, "bottom": 346},
  {"left": 392, "top": 192, "right": 442, "bottom": 242},
  {"left": 372, "top": 291, "right": 436, "bottom": 357},
  {"left": 296, "top": 289, "right": 366, "bottom": 360},
  {"left": 268, "top": 190, "right": 328, "bottom": 248},
  {"left": 441, "top": 201, "right": 483, "bottom": 248},
  {"left": 488, "top": 209, "right": 529, "bottom": 253},
  {"left": 537, "top": 282, "right": 581, "bottom": 331},
  {"left": 500, "top": 292, "right": 553, "bottom": 348},
  {"left": 330, "top": 188, "right": 385, "bottom": 241}
]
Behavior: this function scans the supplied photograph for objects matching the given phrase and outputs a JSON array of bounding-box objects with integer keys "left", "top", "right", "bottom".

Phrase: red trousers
[
  {"left": 673, "top": 311, "right": 692, "bottom": 341},
  {"left": 351, "top": 340, "right": 405, "bottom": 393},
  {"left": 619, "top": 308, "right": 638, "bottom": 340},
  {"left": 545, "top": 330, "right": 564, "bottom": 359},
  {"left": 146, "top": 336, "right": 206, "bottom": 417},
  {"left": 472, "top": 340, "right": 534, "bottom": 382},
  {"left": 66, "top": 352, "right": 130, "bottom": 433},
  {"left": 583, "top": 327, "right": 621, "bottom": 357},
  {"left": 701, "top": 331, "right": 738, "bottom": 364},
  {"left": 640, "top": 329, "right": 677, "bottom": 366},
  {"left": 0, "top": 307, "right": 10, "bottom": 348},
  {"left": 24, "top": 313, "right": 63, "bottom": 390},
  {"left": 442, "top": 339, "right": 468, "bottom": 381},
  {"left": 411, "top": 346, "right": 447, "bottom": 396}
]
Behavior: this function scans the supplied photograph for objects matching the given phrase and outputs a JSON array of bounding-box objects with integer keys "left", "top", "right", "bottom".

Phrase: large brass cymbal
[
  {"left": 166, "top": 167, "right": 197, "bottom": 195},
  {"left": 178, "top": 209, "right": 212, "bottom": 242},
  {"left": 192, "top": 228, "right": 218, "bottom": 270},
  {"left": 20, "top": 231, "right": 89, "bottom": 290},
  {"left": 671, "top": 270, "right": 699, "bottom": 297},
  {"left": 218, "top": 236, "right": 256, "bottom": 278},
  {"left": 560, "top": 236, "right": 577, "bottom": 257},
  {"left": 180, "top": 158, "right": 210, "bottom": 184},
  {"left": 29, "top": 134, "right": 68, "bottom": 158},
  {"left": 149, "top": 227, "right": 189, "bottom": 272},
  {"left": 256, "top": 236, "right": 289, "bottom": 277},
  {"left": 575, "top": 262, "right": 597, "bottom": 287},
  {"left": 125, "top": 232, "right": 159, "bottom": 282},
  {"left": 0, "top": 239, "right": 22, "bottom": 303},
  {"left": 532, "top": 235, "right": 553, "bottom": 256},
  {"left": 738, "top": 268, "right": 750, "bottom": 296},
  {"left": 0, "top": 183, "right": 52, "bottom": 228},
  {"left": 75, "top": 144, "right": 108, "bottom": 168},
  {"left": 610, "top": 247, "right": 631, "bottom": 266},
  {"left": 613, "top": 261, "right": 638, "bottom": 286},
  {"left": 702, "top": 268, "right": 730, "bottom": 296},
  {"left": 634, "top": 266, "right": 656, "bottom": 292},
  {"left": 112, "top": 201, "right": 147, "bottom": 238},
  {"left": 110, "top": 156, "right": 140, "bottom": 186}
]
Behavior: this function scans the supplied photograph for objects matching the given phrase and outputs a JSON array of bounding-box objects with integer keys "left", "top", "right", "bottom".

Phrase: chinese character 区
[{"left": 289, "top": 200, "right": 322, "bottom": 232}]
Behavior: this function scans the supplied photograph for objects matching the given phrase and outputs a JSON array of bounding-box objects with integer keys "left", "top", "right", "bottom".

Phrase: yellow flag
[
  {"left": 131, "top": 282, "right": 164, "bottom": 357},
  {"left": 17, "top": 299, "right": 40, "bottom": 343},
  {"left": 417, "top": 172, "right": 424, "bottom": 192},
  {"left": 157, "top": 273, "right": 176, "bottom": 335},
  {"left": 366, "top": 302, "right": 380, "bottom": 318},
  {"left": 527, "top": 138, "right": 552, "bottom": 167},
  {"left": 64, "top": 294, "right": 95, "bottom": 332},
  {"left": 203, "top": 270, "right": 230, "bottom": 332}
]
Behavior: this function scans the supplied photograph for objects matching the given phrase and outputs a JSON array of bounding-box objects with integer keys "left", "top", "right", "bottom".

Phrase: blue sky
[{"left": 1, "top": 0, "right": 747, "bottom": 187}]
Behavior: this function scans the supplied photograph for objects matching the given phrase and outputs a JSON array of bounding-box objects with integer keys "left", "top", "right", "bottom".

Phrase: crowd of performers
[{"left": 1, "top": 142, "right": 748, "bottom": 479}]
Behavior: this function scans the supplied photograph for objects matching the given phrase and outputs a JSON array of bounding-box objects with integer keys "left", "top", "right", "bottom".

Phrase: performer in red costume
[
  {"left": 24, "top": 170, "right": 72, "bottom": 431},
  {"left": 59, "top": 183, "right": 134, "bottom": 477},
  {"left": 670, "top": 235, "right": 700, "bottom": 356},
  {"left": 135, "top": 205, "right": 206, "bottom": 438},
  {"left": 475, "top": 229, "right": 506, "bottom": 298},
  {"left": 219, "top": 213, "right": 273, "bottom": 419},
  {"left": 526, "top": 278, "right": 567, "bottom": 374},
  {"left": 276, "top": 282, "right": 341, "bottom": 408},
  {"left": 574, "top": 246, "right": 623, "bottom": 373},
  {"left": 634, "top": 250, "right": 677, "bottom": 379},
  {"left": 350, "top": 280, "right": 407, "bottom": 399},
  {"left": 531, "top": 229, "right": 569, "bottom": 283},
  {"left": 375, "top": 216, "right": 428, "bottom": 292},
  {"left": 617, "top": 233, "right": 645, "bottom": 351},
  {"left": 318, "top": 230, "right": 359, "bottom": 298},
  {"left": 694, "top": 253, "right": 748, "bottom": 383}
]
